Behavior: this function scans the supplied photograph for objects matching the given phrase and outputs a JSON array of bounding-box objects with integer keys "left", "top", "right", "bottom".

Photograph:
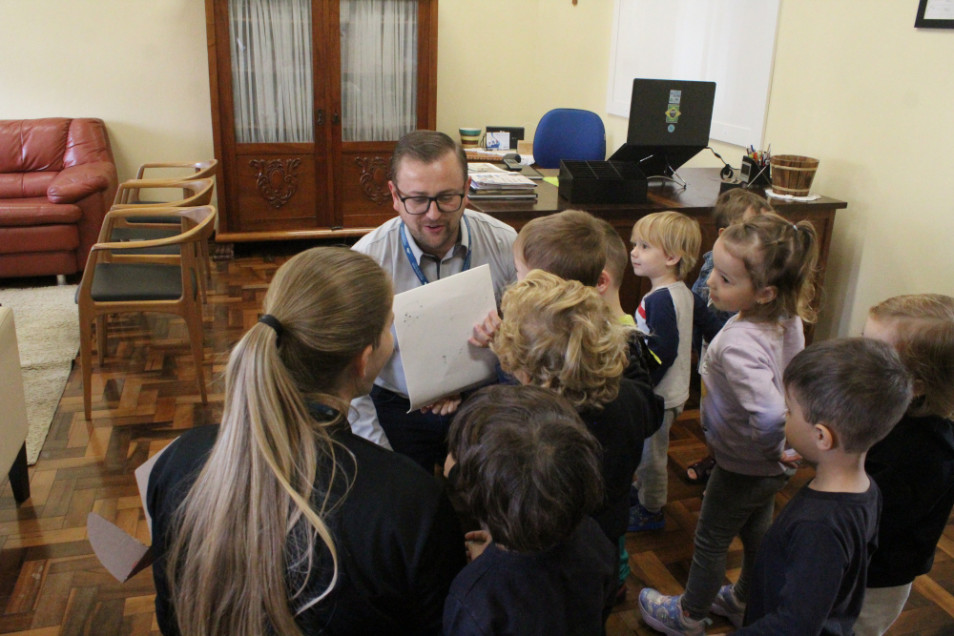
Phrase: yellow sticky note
[{"left": 543, "top": 176, "right": 559, "bottom": 187}]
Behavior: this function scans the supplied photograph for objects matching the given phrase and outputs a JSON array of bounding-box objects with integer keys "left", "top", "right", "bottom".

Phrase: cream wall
[
  {"left": 0, "top": 0, "right": 214, "bottom": 183},
  {"left": 439, "top": 0, "right": 954, "bottom": 339},
  {"left": 3, "top": 1, "right": 951, "bottom": 338}
]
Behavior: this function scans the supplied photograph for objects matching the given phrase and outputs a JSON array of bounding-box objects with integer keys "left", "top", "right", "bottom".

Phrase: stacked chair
[
  {"left": 78, "top": 159, "right": 220, "bottom": 419},
  {"left": 78, "top": 205, "right": 216, "bottom": 420}
]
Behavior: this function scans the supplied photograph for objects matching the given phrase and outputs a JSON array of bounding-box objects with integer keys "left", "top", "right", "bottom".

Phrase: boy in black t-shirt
[
  {"left": 442, "top": 384, "right": 616, "bottom": 635},
  {"left": 735, "top": 338, "right": 912, "bottom": 634}
]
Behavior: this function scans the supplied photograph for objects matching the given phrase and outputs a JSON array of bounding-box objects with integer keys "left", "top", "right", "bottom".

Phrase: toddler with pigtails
[{"left": 639, "top": 212, "right": 819, "bottom": 635}]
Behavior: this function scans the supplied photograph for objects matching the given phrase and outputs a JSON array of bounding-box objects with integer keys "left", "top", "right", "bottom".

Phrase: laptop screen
[{"left": 626, "top": 78, "right": 716, "bottom": 147}]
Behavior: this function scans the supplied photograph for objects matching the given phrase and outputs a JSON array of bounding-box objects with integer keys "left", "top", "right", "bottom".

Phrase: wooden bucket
[{"left": 770, "top": 155, "right": 819, "bottom": 196}]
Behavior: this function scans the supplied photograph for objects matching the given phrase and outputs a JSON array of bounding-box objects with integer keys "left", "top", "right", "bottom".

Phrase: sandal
[{"left": 686, "top": 455, "right": 716, "bottom": 484}]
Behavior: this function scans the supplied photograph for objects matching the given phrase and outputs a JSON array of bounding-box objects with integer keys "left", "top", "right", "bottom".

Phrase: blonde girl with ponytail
[{"left": 147, "top": 247, "right": 465, "bottom": 636}]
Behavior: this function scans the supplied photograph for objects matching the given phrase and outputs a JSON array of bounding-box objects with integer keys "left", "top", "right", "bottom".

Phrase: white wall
[
  {"left": 0, "top": 0, "right": 214, "bottom": 183},
  {"left": 3, "top": 0, "right": 951, "bottom": 339}
]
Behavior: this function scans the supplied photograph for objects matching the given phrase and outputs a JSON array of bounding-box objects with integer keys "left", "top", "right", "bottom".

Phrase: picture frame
[{"left": 915, "top": 0, "right": 954, "bottom": 28}]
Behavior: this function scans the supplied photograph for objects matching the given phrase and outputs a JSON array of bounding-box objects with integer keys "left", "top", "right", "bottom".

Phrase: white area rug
[{"left": 0, "top": 285, "right": 79, "bottom": 464}]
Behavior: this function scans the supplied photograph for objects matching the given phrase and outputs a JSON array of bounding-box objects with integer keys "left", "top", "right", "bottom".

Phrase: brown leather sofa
[{"left": 0, "top": 118, "right": 118, "bottom": 278}]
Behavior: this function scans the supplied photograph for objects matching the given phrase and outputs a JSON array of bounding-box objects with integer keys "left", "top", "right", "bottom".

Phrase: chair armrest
[{"left": 48, "top": 161, "right": 116, "bottom": 204}]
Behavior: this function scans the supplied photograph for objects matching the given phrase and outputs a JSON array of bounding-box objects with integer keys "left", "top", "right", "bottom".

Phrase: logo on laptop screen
[{"left": 665, "top": 89, "right": 682, "bottom": 129}]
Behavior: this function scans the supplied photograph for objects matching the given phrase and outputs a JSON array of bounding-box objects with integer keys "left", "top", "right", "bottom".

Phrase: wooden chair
[
  {"left": 134, "top": 159, "right": 218, "bottom": 183},
  {"left": 105, "top": 178, "right": 216, "bottom": 300},
  {"left": 78, "top": 206, "right": 216, "bottom": 420},
  {"left": 111, "top": 177, "right": 215, "bottom": 209}
]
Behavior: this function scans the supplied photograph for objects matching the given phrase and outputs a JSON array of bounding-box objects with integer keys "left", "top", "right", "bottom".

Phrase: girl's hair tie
[{"left": 259, "top": 314, "right": 284, "bottom": 344}]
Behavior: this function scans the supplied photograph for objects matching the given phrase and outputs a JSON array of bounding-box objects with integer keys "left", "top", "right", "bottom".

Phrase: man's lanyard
[{"left": 399, "top": 215, "right": 472, "bottom": 285}]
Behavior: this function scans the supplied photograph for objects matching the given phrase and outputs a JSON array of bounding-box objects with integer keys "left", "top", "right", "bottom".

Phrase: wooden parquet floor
[{"left": 2, "top": 248, "right": 954, "bottom": 635}]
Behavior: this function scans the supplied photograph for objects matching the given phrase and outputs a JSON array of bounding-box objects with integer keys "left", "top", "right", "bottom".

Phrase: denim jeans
[
  {"left": 636, "top": 406, "right": 681, "bottom": 512},
  {"left": 680, "top": 465, "right": 789, "bottom": 619}
]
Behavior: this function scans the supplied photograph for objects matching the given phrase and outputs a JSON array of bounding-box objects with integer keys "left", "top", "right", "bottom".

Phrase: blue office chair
[{"left": 532, "top": 108, "right": 606, "bottom": 169}]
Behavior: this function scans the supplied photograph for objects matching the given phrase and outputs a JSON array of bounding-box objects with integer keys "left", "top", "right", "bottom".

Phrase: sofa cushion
[
  {"left": 64, "top": 119, "right": 113, "bottom": 167},
  {"left": 0, "top": 118, "right": 70, "bottom": 173},
  {"left": 0, "top": 172, "right": 57, "bottom": 199},
  {"left": 0, "top": 198, "right": 82, "bottom": 226},
  {"left": 0, "top": 224, "right": 78, "bottom": 254}
]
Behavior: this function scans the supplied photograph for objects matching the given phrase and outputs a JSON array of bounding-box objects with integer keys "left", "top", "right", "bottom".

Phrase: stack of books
[{"left": 467, "top": 164, "right": 537, "bottom": 201}]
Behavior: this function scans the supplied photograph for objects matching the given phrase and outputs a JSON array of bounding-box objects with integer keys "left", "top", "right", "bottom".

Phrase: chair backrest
[
  {"left": 112, "top": 178, "right": 215, "bottom": 208},
  {"left": 135, "top": 159, "right": 218, "bottom": 181},
  {"left": 532, "top": 109, "right": 606, "bottom": 169}
]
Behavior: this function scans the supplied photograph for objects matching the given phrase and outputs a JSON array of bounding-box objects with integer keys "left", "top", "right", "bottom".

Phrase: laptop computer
[{"left": 610, "top": 78, "right": 716, "bottom": 177}]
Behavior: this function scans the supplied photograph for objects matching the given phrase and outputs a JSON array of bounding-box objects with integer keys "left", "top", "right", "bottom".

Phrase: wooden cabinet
[{"left": 204, "top": 0, "right": 438, "bottom": 243}]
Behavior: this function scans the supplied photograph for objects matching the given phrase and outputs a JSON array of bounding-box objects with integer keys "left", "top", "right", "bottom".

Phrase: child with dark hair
[
  {"left": 855, "top": 293, "right": 954, "bottom": 635},
  {"left": 736, "top": 338, "right": 912, "bottom": 634},
  {"left": 442, "top": 384, "right": 617, "bottom": 635}
]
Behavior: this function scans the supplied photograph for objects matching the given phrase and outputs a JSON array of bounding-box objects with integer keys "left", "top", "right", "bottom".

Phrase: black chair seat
[{"left": 89, "top": 263, "right": 183, "bottom": 302}]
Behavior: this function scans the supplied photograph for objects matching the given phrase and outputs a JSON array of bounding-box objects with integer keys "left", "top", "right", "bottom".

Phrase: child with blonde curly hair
[{"left": 492, "top": 270, "right": 661, "bottom": 560}]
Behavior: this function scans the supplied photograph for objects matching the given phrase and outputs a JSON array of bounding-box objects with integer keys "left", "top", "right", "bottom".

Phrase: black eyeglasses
[{"left": 394, "top": 187, "right": 466, "bottom": 215}]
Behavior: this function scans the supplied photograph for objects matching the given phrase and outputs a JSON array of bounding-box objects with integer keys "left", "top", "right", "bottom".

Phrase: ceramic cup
[{"left": 459, "top": 127, "right": 481, "bottom": 148}]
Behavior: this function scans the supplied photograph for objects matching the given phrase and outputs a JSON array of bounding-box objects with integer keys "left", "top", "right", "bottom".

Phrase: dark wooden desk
[{"left": 470, "top": 167, "right": 847, "bottom": 316}]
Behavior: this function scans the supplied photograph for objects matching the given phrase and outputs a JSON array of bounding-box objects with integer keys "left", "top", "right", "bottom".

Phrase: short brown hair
[
  {"left": 514, "top": 209, "right": 606, "bottom": 286},
  {"left": 713, "top": 189, "right": 773, "bottom": 230},
  {"left": 784, "top": 338, "right": 912, "bottom": 453},
  {"left": 631, "top": 211, "right": 701, "bottom": 280},
  {"left": 447, "top": 385, "right": 604, "bottom": 553},
  {"left": 869, "top": 294, "right": 954, "bottom": 419},
  {"left": 389, "top": 130, "right": 467, "bottom": 184},
  {"left": 494, "top": 270, "right": 629, "bottom": 410},
  {"left": 596, "top": 217, "right": 628, "bottom": 287}
]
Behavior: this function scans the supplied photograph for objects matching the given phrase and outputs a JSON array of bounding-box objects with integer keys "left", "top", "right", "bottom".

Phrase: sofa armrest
[{"left": 47, "top": 161, "right": 116, "bottom": 203}]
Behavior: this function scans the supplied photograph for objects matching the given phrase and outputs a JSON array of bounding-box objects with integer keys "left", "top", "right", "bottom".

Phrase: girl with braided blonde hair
[{"left": 147, "top": 247, "right": 464, "bottom": 636}]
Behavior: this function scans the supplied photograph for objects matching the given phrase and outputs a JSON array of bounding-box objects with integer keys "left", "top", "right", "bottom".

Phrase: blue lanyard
[{"left": 399, "top": 215, "right": 472, "bottom": 285}]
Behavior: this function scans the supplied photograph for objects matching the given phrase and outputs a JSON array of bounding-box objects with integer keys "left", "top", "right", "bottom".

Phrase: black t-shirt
[
  {"left": 442, "top": 516, "right": 616, "bottom": 636},
  {"left": 580, "top": 377, "right": 663, "bottom": 544},
  {"left": 148, "top": 422, "right": 466, "bottom": 635},
  {"left": 865, "top": 413, "right": 954, "bottom": 587},
  {"left": 739, "top": 481, "right": 881, "bottom": 635}
]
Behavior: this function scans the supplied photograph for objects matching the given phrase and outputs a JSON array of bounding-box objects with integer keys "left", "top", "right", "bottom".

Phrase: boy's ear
[
  {"left": 755, "top": 285, "right": 778, "bottom": 306},
  {"left": 664, "top": 253, "right": 682, "bottom": 268},
  {"left": 596, "top": 269, "right": 612, "bottom": 294},
  {"left": 814, "top": 423, "right": 834, "bottom": 451}
]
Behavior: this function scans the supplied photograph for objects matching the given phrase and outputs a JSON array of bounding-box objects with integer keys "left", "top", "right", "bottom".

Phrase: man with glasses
[{"left": 351, "top": 130, "right": 518, "bottom": 473}]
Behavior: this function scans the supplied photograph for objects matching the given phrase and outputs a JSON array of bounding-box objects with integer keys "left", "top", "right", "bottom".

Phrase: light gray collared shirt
[{"left": 349, "top": 209, "right": 517, "bottom": 446}]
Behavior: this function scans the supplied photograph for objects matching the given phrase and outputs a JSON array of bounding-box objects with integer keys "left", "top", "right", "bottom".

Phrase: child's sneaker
[
  {"left": 638, "top": 589, "right": 710, "bottom": 636},
  {"left": 709, "top": 584, "right": 745, "bottom": 628},
  {"left": 628, "top": 500, "right": 665, "bottom": 532}
]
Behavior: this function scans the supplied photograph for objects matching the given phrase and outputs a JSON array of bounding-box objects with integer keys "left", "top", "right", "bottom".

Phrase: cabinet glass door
[
  {"left": 339, "top": 0, "right": 418, "bottom": 142},
  {"left": 229, "top": 0, "right": 314, "bottom": 143}
]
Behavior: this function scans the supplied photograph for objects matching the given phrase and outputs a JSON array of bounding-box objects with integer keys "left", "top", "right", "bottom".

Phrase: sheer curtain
[
  {"left": 229, "top": 0, "right": 313, "bottom": 143},
  {"left": 340, "top": 0, "right": 418, "bottom": 142}
]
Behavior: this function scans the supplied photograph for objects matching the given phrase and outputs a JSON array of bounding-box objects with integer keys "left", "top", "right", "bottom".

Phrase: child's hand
[
  {"left": 464, "top": 530, "right": 491, "bottom": 562},
  {"left": 420, "top": 394, "right": 462, "bottom": 416},
  {"left": 780, "top": 448, "right": 802, "bottom": 468},
  {"left": 469, "top": 310, "right": 502, "bottom": 348}
]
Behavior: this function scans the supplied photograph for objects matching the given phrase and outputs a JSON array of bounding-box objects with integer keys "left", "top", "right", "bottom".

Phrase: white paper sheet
[{"left": 393, "top": 264, "right": 499, "bottom": 410}]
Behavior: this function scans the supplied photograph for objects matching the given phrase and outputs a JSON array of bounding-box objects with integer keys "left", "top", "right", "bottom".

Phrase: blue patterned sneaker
[
  {"left": 638, "top": 589, "right": 709, "bottom": 635},
  {"left": 628, "top": 500, "right": 665, "bottom": 532},
  {"left": 710, "top": 584, "right": 745, "bottom": 628}
]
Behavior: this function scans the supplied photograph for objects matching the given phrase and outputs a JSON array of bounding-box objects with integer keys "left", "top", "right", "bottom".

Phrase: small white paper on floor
[{"left": 393, "top": 264, "right": 499, "bottom": 411}]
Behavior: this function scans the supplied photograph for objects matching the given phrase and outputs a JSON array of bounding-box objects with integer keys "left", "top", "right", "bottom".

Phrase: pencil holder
[{"left": 770, "top": 155, "right": 819, "bottom": 196}]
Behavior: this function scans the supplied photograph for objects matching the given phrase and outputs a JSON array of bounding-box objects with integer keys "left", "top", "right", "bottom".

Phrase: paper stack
[{"left": 467, "top": 168, "right": 537, "bottom": 201}]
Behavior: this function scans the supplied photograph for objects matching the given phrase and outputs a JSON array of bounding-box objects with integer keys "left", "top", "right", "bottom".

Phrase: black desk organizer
[{"left": 558, "top": 160, "right": 647, "bottom": 204}]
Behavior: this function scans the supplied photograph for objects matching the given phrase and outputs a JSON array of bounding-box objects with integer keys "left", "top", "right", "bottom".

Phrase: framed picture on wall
[{"left": 915, "top": 0, "right": 954, "bottom": 28}]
